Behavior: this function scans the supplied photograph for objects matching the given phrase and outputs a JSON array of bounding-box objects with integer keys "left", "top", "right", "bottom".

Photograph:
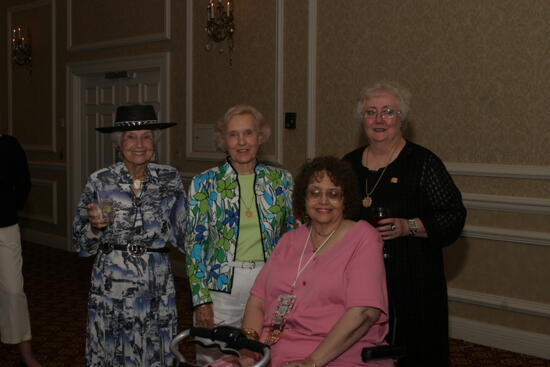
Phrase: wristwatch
[{"left": 408, "top": 219, "right": 418, "bottom": 237}]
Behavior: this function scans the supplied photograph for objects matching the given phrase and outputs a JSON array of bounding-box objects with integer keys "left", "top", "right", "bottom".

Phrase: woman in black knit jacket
[{"left": 342, "top": 82, "right": 466, "bottom": 367}]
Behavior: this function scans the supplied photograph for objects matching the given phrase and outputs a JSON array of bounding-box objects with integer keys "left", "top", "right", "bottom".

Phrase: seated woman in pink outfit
[{"left": 238, "top": 156, "right": 394, "bottom": 367}]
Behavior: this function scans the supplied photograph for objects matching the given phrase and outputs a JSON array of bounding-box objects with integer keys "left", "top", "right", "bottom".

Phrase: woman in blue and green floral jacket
[{"left": 185, "top": 105, "right": 294, "bottom": 364}]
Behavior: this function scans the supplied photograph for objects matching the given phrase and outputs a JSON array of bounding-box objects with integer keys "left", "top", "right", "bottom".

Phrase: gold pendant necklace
[
  {"left": 242, "top": 194, "right": 255, "bottom": 218},
  {"left": 362, "top": 142, "right": 400, "bottom": 208}
]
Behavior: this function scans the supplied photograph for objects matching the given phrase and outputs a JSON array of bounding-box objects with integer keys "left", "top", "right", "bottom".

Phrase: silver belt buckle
[{"left": 127, "top": 243, "right": 146, "bottom": 257}]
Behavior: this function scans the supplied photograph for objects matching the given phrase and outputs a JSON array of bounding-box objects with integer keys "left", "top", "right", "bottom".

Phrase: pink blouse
[{"left": 251, "top": 220, "right": 393, "bottom": 366}]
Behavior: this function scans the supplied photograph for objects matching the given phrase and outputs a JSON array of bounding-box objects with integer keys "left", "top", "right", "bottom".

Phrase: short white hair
[{"left": 356, "top": 81, "right": 412, "bottom": 125}]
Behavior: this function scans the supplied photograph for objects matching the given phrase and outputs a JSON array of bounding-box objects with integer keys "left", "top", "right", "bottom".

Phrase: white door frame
[{"left": 66, "top": 52, "right": 171, "bottom": 250}]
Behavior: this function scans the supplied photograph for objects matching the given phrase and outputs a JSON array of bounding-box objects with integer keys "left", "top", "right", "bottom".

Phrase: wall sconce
[
  {"left": 205, "top": 0, "right": 234, "bottom": 55},
  {"left": 11, "top": 26, "right": 32, "bottom": 66}
]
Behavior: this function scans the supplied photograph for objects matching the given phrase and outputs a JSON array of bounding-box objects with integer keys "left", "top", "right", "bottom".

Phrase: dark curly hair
[{"left": 293, "top": 156, "right": 360, "bottom": 224}]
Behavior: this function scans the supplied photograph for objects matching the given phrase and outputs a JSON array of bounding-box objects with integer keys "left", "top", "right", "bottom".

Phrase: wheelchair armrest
[{"left": 361, "top": 345, "right": 406, "bottom": 361}]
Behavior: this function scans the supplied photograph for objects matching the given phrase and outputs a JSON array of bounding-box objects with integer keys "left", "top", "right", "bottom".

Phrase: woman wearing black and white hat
[{"left": 72, "top": 105, "right": 187, "bottom": 367}]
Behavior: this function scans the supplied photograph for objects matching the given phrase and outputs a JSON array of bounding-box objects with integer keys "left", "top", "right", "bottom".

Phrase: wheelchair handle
[{"left": 170, "top": 326, "right": 271, "bottom": 367}]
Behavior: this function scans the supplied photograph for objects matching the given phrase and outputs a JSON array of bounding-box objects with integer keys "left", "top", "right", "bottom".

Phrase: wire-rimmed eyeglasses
[
  {"left": 306, "top": 188, "right": 343, "bottom": 201},
  {"left": 364, "top": 107, "right": 400, "bottom": 120}
]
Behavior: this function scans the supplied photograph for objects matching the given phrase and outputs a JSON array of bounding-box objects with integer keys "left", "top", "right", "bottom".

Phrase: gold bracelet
[{"left": 242, "top": 327, "right": 260, "bottom": 341}]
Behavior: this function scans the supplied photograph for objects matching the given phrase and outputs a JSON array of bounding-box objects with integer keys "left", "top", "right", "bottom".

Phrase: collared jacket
[{"left": 185, "top": 159, "right": 294, "bottom": 307}]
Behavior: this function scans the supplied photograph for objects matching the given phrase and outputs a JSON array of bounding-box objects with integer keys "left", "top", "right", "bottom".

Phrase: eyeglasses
[
  {"left": 306, "top": 188, "right": 343, "bottom": 201},
  {"left": 364, "top": 107, "right": 400, "bottom": 120}
]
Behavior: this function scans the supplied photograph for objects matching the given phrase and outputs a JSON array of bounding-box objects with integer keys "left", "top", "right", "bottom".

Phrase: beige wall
[{"left": 2, "top": 0, "right": 549, "bottom": 355}]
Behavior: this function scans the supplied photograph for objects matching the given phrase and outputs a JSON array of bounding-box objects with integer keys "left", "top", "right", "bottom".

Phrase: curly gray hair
[{"left": 355, "top": 81, "right": 412, "bottom": 132}]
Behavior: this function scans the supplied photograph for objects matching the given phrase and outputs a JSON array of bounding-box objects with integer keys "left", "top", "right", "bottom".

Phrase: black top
[
  {"left": 343, "top": 141, "right": 466, "bottom": 367},
  {"left": 0, "top": 135, "right": 31, "bottom": 227}
]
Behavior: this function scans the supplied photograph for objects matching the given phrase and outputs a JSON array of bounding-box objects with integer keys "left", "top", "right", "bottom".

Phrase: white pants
[
  {"left": 0, "top": 224, "right": 32, "bottom": 344},
  {"left": 195, "top": 262, "right": 264, "bottom": 364}
]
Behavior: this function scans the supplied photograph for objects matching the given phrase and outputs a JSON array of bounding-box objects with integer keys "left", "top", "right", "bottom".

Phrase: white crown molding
[
  {"left": 306, "top": 0, "right": 317, "bottom": 159},
  {"left": 450, "top": 316, "right": 550, "bottom": 360},
  {"left": 7, "top": 0, "right": 57, "bottom": 153},
  {"left": 185, "top": 0, "right": 284, "bottom": 164},
  {"left": 446, "top": 162, "right": 550, "bottom": 180},
  {"left": 463, "top": 193, "right": 550, "bottom": 215},
  {"left": 448, "top": 287, "right": 550, "bottom": 319},
  {"left": 67, "top": 0, "right": 171, "bottom": 52},
  {"left": 462, "top": 225, "right": 550, "bottom": 247}
]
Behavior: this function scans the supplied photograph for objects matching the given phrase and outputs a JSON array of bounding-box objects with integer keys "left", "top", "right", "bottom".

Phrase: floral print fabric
[
  {"left": 185, "top": 160, "right": 294, "bottom": 307},
  {"left": 72, "top": 162, "right": 187, "bottom": 367}
]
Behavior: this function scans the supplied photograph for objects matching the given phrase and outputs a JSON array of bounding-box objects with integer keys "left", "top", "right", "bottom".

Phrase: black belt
[{"left": 99, "top": 243, "right": 169, "bottom": 257}]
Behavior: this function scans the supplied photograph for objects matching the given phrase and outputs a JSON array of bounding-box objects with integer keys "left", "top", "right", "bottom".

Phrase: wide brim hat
[{"left": 96, "top": 104, "right": 176, "bottom": 133}]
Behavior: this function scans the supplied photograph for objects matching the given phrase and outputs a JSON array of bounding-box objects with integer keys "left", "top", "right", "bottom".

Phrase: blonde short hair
[{"left": 214, "top": 105, "right": 271, "bottom": 151}]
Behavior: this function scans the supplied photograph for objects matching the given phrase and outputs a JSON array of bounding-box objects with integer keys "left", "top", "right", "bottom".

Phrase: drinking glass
[
  {"left": 90, "top": 199, "right": 114, "bottom": 228},
  {"left": 367, "top": 207, "right": 392, "bottom": 227}
]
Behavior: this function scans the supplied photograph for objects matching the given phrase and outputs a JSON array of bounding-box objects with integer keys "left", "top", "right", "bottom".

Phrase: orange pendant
[{"left": 246, "top": 209, "right": 253, "bottom": 217}]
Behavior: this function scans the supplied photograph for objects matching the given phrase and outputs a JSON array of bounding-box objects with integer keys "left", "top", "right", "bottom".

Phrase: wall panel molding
[
  {"left": 21, "top": 228, "right": 66, "bottom": 251},
  {"left": 450, "top": 316, "right": 550, "bottom": 360},
  {"left": 7, "top": 0, "right": 57, "bottom": 153},
  {"left": 448, "top": 287, "right": 550, "bottom": 319},
  {"left": 185, "top": 0, "right": 285, "bottom": 164},
  {"left": 463, "top": 193, "right": 550, "bottom": 215},
  {"left": 20, "top": 179, "right": 58, "bottom": 224},
  {"left": 462, "top": 225, "right": 550, "bottom": 247},
  {"left": 446, "top": 162, "right": 550, "bottom": 180},
  {"left": 67, "top": 0, "right": 171, "bottom": 52},
  {"left": 29, "top": 161, "right": 66, "bottom": 171},
  {"left": 306, "top": 0, "right": 317, "bottom": 159}
]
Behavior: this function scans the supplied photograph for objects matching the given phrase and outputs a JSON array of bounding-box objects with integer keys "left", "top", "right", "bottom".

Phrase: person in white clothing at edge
[{"left": 0, "top": 134, "right": 43, "bottom": 367}]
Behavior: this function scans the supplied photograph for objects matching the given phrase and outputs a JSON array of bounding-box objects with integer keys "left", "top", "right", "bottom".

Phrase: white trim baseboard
[
  {"left": 462, "top": 225, "right": 550, "bottom": 247},
  {"left": 450, "top": 316, "right": 550, "bottom": 359},
  {"left": 21, "top": 228, "right": 67, "bottom": 251},
  {"left": 463, "top": 193, "right": 550, "bottom": 215},
  {"left": 447, "top": 162, "right": 550, "bottom": 180},
  {"left": 448, "top": 287, "right": 550, "bottom": 319}
]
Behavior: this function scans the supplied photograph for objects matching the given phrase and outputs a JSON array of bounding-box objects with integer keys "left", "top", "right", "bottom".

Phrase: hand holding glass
[
  {"left": 367, "top": 207, "right": 392, "bottom": 227},
  {"left": 87, "top": 199, "right": 114, "bottom": 230}
]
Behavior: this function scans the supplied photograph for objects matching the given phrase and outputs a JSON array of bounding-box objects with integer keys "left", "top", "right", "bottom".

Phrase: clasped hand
[{"left": 376, "top": 218, "right": 406, "bottom": 240}]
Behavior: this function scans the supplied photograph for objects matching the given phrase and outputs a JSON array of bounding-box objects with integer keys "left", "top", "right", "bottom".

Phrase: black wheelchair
[{"left": 170, "top": 325, "right": 270, "bottom": 367}]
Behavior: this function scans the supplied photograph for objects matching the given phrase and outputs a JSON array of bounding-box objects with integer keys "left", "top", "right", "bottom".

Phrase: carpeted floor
[{"left": 1, "top": 242, "right": 549, "bottom": 367}]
